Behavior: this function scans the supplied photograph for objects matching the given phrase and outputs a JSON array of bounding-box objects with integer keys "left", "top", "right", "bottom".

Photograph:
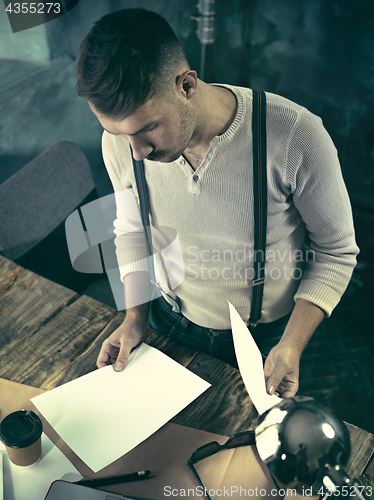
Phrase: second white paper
[
  {"left": 229, "top": 302, "right": 281, "bottom": 415},
  {"left": 32, "top": 343, "right": 210, "bottom": 472}
]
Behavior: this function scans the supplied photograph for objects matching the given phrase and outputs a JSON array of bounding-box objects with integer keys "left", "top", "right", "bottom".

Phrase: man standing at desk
[{"left": 76, "top": 9, "right": 358, "bottom": 398}]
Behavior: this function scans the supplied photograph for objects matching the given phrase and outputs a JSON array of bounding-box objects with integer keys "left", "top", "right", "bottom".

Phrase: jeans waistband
[{"left": 157, "top": 296, "right": 291, "bottom": 332}]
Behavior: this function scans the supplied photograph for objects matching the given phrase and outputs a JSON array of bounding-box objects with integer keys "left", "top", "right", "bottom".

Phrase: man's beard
[
  {"left": 146, "top": 100, "right": 195, "bottom": 163},
  {"left": 146, "top": 149, "right": 184, "bottom": 163}
]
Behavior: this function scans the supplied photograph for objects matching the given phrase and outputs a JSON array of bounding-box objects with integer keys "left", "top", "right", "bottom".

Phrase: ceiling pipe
[{"left": 192, "top": 0, "right": 215, "bottom": 80}]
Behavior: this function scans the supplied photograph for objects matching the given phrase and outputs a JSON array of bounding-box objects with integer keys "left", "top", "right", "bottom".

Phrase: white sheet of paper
[
  {"left": 0, "top": 435, "right": 81, "bottom": 500},
  {"left": 229, "top": 302, "right": 282, "bottom": 415},
  {"left": 0, "top": 452, "right": 3, "bottom": 500},
  {"left": 32, "top": 343, "right": 211, "bottom": 472}
]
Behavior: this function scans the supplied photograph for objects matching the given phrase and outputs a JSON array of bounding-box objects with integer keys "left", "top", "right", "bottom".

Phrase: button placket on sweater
[
  {"left": 188, "top": 173, "right": 201, "bottom": 194},
  {"left": 179, "top": 146, "right": 218, "bottom": 194}
]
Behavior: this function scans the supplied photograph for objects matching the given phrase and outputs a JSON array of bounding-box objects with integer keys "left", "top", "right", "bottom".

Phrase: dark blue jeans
[{"left": 149, "top": 297, "right": 292, "bottom": 368}]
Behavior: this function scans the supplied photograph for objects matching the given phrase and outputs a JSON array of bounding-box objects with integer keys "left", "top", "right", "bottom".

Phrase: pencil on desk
[{"left": 75, "top": 470, "right": 152, "bottom": 487}]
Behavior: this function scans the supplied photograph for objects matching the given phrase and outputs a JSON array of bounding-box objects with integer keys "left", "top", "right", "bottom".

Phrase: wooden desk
[{"left": 0, "top": 254, "right": 373, "bottom": 481}]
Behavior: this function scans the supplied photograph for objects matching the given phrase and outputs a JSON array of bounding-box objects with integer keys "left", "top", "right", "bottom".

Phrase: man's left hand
[{"left": 264, "top": 343, "right": 300, "bottom": 398}]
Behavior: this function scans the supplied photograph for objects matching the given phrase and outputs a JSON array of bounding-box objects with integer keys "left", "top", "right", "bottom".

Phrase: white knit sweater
[{"left": 102, "top": 85, "right": 359, "bottom": 329}]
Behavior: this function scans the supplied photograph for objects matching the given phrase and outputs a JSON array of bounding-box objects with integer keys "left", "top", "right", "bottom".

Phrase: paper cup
[{"left": 0, "top": 410, "right": 43, "bottom": 467}]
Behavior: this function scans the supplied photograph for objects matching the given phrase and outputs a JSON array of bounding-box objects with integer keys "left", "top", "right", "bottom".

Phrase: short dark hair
[{"left": 76, "top": 8, "right": 188, "bottom": 117}]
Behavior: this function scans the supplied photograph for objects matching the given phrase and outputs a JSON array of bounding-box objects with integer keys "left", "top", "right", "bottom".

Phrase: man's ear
[{"left": 176, "top": 70, "right": 198, "bottom": 100}]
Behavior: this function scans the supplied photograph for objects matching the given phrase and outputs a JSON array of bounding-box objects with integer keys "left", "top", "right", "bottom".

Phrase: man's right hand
[
  {"left": 96, "top": 313, "right": 148, "bottom": 371},
  {"left": 97, "top": 271, "right": 153, "bottom": 371}
]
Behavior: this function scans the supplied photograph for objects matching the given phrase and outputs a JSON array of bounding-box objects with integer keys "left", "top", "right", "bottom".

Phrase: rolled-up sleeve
[{"left": 288, "top": 110, "right": 359, "bottom": 316}]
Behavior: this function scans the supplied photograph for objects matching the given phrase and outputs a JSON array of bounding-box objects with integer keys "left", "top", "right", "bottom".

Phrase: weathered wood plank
[
  {"left": 172, "top": 351, "right": 258, "bottom": 436},
  {"left": 0, "top": 295, "right": 115, "bottom": 389},
  {"left": 365, "top": 453, "right": 374, "bottom": 476},
  {"left": 46, "top": 311, "right": 126, "bottom": 389},
  {"left": 0, "top": 256, "right": 77, "bottom": 350},
  {"left": 0, "top": 254, "right": 21, "bottom": 280},
  {"left": 346, "top": 423, "right": 374, "bottom": 479},
  {"left": 48, "top": 320, "right": 200, "bottom": 389},
  {"left": 146, "top": 328, "right": 199, "bottom": 368}
]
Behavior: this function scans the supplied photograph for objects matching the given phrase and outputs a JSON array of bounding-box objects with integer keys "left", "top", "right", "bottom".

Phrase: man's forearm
[
  {"left": 123, "top": 271, "right": 153, "bottom": 327},
  {"left": 265, "top": 298, "right": 325, "bottom": 397},
  {"left": 279, "top": 298, "right": 325, "bottom": 356}
]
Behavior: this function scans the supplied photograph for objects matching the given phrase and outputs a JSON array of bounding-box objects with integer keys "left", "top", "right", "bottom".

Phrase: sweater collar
[{"left": 210, "top": 84, "right": 245, "bottom": 144}]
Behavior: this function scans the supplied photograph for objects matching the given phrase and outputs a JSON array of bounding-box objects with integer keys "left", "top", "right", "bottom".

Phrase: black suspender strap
[
  {"left": 249, "top": 90, "right": 267, "bottom": 326},
  {"left": 131, "top": 153, "right": 156, "bottom": 284},
  {"left": 131, "top": 149, "right": 181, "bottom": 312}
]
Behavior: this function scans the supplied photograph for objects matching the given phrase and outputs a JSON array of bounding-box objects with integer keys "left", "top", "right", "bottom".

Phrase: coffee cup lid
[{"left": 0, "top": 410, "right": 43, "bottom": 448}]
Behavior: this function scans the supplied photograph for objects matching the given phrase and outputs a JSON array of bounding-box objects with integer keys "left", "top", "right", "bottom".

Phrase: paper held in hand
[
  {"left": 31, "top": 343, "right": 211, "bottom": 472},
  {"left": 229, "top": 302, "right": 282, "bottom": 415}
]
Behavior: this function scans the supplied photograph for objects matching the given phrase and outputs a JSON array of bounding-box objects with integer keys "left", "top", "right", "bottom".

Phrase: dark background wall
[{"left": 1, "top": 0, "right": 373, "bottom": 204}]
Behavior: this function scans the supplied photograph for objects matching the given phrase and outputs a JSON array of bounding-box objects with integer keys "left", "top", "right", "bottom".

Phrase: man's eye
[{"left": 144, "top": 124, "right": 158, "bottom": 133}]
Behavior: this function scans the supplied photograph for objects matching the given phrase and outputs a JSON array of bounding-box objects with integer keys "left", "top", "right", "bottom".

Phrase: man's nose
[{"left": 127, "top": 137, "right": 153, "bottom": 161}]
